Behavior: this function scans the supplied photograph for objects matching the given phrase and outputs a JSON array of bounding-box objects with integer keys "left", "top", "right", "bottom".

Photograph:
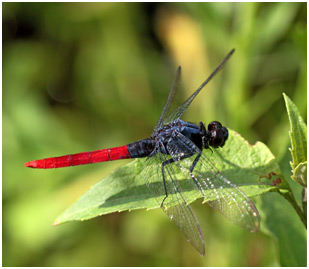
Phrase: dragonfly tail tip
[{"left": 24, "top": 161, "right": 36, "bottom": 168}]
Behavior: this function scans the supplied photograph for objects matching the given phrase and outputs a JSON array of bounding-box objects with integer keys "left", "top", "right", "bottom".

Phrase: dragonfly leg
[
  {"left": 161, "top": 156, "right": 190, "bottom": 207},
  {"left": 161, "top": 152, "right": 205, "bottom": 207},
  {"left": 189, "top": 151, "right": 205, "bottom": 196}
]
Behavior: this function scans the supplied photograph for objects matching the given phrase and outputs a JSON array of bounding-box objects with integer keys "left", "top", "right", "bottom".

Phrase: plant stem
[{"left": 282, "top": 191, "right": 307, "bottom": 228}]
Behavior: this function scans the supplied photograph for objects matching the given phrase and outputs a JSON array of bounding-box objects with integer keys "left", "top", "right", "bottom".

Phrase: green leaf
[
  {"left": 283, "top": 93, "right": 307, "bottom": 187},
  {"left": 55, "top": 130, "right": 284, "bottom": 225}
]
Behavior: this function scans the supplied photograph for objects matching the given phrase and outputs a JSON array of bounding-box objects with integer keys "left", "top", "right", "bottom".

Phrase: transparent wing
[
  {"left": 142, "top": 143, "right": 205, "bottom": 255},
  {"left": 166, "top": 132, "right": 260, "bottom": 232},
  {"left": 153, "top": 66, "right": 181, "bottom": 133},
  {"left": 163, "top": 49, "right": 235, "bottom": 125}
]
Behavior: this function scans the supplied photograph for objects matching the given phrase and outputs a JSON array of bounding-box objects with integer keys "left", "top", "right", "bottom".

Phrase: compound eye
[
  {"left": 208, "top": 122, "right": 229, "bottom": 148},
  {"left": 208, "top": 121, "right": 222, "bottom": 131},
  {"left": 210, "top": 129, "right": 225, "bottom": 148},
  {"left": 222, "top": 127, "right": 229, "bottom": 141}
]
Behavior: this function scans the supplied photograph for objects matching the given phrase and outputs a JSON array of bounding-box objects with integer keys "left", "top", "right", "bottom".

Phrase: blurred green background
[{"left": 3, "top": 2, "right": 306, "bottom": 266}]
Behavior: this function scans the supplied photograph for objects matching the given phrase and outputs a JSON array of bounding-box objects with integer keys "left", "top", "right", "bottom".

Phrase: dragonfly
[{"left": 25, "top": 49, "right": 260, "bottom": 255}]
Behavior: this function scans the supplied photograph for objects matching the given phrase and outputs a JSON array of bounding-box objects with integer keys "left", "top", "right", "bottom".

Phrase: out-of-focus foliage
[{"left": 3, "top": 2, "right": 306, "bottom": 266}]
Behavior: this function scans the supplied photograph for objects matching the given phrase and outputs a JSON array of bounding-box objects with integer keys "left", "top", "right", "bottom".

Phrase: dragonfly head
[{"left": 200, "top": 121, "right": 228, "bottom": 149}]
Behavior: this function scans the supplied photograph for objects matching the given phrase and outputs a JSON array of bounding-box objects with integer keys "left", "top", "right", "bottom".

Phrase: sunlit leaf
[{"left": 55, "top": 130, "right": 283, "bottom": 225}]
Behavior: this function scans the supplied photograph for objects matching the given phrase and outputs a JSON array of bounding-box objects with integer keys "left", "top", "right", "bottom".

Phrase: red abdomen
[{"left": 24, "top": 145, "right": 131, "bottom": 169}]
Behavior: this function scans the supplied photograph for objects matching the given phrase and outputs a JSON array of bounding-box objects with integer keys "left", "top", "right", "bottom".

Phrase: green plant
[{"left": 55, "top": 93, "right": 307, "bottom": 266}]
